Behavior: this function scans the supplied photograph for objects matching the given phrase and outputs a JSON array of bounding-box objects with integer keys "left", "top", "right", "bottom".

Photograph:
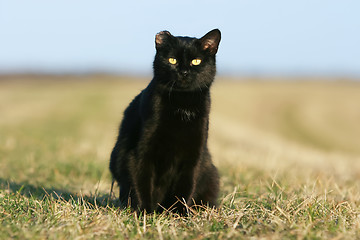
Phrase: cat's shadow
[{"left": 0, "top": 178, "right": 119, "bottom": 208}]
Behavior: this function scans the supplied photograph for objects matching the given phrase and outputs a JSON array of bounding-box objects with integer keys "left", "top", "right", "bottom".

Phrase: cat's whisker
[
  {"left": 196, "top": 80, "right": 203, "bottom": 93},
  {"left": 168, "top": 80, "right": 176, "bottom": 100},
  {"left": 202, "top": 81, "right": 210, "bottom": 89}
]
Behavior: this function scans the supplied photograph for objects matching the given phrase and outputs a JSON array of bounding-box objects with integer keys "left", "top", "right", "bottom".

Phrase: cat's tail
[{"left": 110, "top": 177, "right": 115, "bottom": 199}]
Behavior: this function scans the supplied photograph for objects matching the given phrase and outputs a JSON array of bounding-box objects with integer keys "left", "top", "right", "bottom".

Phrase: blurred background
[
  {"left": 1, "top": 3, "right": 360, "bottom": 238},
  {"left": 1, "top": 0, "right": 359, "bottom": 77},
  {"left": 1, "top": 0, "right": 360, "bottom": 194}
]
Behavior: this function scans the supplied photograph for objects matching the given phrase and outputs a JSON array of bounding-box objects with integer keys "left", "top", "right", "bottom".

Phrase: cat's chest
[
  {"left": 147, "top": 119, "right": 203, "bottom": 171},
  {"left": 174, "top": 108, "right": 197, "bottom": 122},
  {"left": 156, "top": 108, "right": 204, "bottom": 143},
  {"left": 141, "top": 91, "right": 208, "bottom": 163},
  {"left": 143, "top": 106, "right": 205, "bottom": 163}
]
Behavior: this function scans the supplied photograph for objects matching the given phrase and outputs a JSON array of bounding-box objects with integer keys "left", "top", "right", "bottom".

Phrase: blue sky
[{"left": 0, "top": 0, "right": 359, "bottom": 76}]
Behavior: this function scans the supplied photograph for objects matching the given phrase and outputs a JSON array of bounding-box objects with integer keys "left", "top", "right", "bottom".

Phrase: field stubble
[{"left": 1, "top": 76, "right": 360, "bottom": 239}]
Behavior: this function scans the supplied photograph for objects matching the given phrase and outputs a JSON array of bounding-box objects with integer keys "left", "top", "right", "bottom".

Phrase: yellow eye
[
  {"left": 168, "top": 58, "right": 177, "bottom": 65},
  {"left": 191, "top": 59, "right": 202, "bottom": 65}
]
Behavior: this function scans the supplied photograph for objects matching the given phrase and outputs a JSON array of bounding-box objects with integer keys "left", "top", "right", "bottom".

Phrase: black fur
[{"left": 109, "top": 29, "right": 221, "bottom": 213}]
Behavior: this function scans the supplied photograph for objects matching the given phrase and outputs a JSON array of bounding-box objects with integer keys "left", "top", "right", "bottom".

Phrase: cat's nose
[{"left": 181, "top": 70, "right": 189, "bottom": 76}]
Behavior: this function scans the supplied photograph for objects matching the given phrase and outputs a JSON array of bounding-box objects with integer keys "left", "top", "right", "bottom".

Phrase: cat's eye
[
  {"left": 168, "top": 58, "right": 177, "bottom": 65},
  {"left": 191, "top": 59, "right": 202, "bottom": 66}
]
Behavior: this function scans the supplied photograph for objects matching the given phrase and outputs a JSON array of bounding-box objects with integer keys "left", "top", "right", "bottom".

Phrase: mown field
[{"left": 1, "top": 75, "right": 360, "bottom": 239}]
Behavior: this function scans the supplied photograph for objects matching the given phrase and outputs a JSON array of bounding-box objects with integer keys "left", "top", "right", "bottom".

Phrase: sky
[{"left": 0, "top": 0, "right": 359, "bottom": 77}]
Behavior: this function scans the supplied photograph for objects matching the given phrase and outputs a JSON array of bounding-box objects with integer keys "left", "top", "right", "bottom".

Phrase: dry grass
[{"left": 1, "top": 75, "right": 360, "bottom": 239}]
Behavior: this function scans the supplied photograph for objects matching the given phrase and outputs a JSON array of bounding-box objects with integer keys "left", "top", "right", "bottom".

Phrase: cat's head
[{"left": 153, "top": 29, "right": 221, "bottom": 91}]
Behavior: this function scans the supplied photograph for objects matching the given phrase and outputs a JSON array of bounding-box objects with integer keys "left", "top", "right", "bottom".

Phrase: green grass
[{"left": 1, "top": 76, "right": 360, "bottom": 239}]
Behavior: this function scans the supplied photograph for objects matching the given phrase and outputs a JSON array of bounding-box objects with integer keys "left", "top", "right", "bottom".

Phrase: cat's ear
[
  {"left": 200, "top": 29, "right": 221, "bottom": 55},
  {"left": 155, "top": 31, "right": 173, "bottom": 49}
]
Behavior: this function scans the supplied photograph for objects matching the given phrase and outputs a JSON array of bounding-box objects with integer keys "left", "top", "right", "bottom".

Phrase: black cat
[{"left": 109, "top": 29, "right": 221, "bottom": 213}]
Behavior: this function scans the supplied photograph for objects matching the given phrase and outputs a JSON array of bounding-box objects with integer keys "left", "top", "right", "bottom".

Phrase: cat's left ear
[{"left": 200, "top": 29, "right": 221, "bottom": 55}]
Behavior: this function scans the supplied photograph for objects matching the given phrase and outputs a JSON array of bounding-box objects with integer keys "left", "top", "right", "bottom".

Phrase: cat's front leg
[
  {"left": 131, "top": 163, "right": 156, "bottom": 212},
  {"left": 171, "top": 170, "right": 197, "bottom": 212}
]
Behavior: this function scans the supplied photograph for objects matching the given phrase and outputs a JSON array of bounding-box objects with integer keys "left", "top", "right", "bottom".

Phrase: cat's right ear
[{"left": 155, "top": 31, "right": 173, "bottom": 49}]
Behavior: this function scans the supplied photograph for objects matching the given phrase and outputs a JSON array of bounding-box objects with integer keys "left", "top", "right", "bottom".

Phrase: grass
[{"left": 1, "top": 75, "right": 360, "bottom": 239}]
